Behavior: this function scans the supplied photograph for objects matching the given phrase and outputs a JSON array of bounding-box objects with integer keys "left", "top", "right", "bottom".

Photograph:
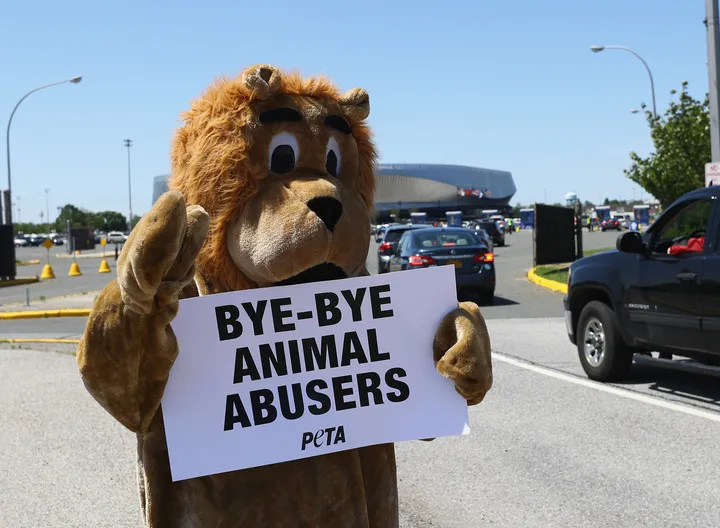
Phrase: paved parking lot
[
  {"left": 3, "top": 244, "right": 119, "bottom": 306},
  {"left": 2, "top": 228, "right": 719, "bottom": 527}
]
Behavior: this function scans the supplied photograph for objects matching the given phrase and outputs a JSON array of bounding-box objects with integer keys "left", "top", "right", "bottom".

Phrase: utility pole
[
  {"left": 707, "top": 0, "right": 720, "bottom": 161},
  {"left": 45, "top": 188, "right": 50, "bottom": 226},
  {"left": 124, "top": 139, "right": 133, "bottom": 230}
]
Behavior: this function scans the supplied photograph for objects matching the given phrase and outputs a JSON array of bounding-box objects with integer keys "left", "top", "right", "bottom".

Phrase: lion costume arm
[{"left": 76, "top": 192, "right": 209, "bottom": 434}]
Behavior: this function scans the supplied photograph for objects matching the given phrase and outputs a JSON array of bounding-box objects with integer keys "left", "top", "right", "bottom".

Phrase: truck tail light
[
  {"left": 473, "top": 252, "right": 495, "bottom": 263},
  {"left": 409, "top": 255, "right": 436, "bottom": 267}
]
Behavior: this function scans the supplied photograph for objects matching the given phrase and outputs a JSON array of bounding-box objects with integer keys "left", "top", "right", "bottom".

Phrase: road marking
[
  {"left": 492, "top": 351, "right": 720, "bottom": 424},
  {"left": 1, "top": 338, "right": 80, "bottom": 344}
]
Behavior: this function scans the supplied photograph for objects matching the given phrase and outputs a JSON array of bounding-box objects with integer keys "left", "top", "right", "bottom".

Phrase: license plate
[{"left": 446, "top": 260, "right": 462, "bottom": 268}]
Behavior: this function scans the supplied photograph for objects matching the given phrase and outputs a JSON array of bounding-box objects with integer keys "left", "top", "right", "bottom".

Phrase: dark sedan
[
  {"left": 387, "top": 227, "right": 495, "bottom": 303},
  {"left": 472, "top": 227, "right": 494, "bottom": 252},
  {"left": 600, "top": 217, "right": 622, "bottom": 231},
  {"left": 377, "top": 224, "right": 428, "bottom": 273},
  {"left": 477, "top": 221, "right": 505, "bottom": 247}
]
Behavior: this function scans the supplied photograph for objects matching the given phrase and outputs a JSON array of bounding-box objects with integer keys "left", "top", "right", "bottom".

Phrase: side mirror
[{"left": 616, "top": 231, "right": 645, "bottom": 254}]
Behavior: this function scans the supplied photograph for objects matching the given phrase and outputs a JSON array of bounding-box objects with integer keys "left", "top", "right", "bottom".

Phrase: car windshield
[{"left": 414, "top": 230, "right": 481, "bottom": 247}]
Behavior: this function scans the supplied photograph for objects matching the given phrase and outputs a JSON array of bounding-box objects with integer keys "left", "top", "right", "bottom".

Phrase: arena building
[{"left": 152, "top": 163, "right": 516, "bottom": 221}]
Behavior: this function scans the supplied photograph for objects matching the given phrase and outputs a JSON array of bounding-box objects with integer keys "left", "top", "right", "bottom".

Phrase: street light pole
[
  {"left": 591, "top": 45, "right": 657, "bottom": 119},
  {"left": 4, "top": 76, "right": 82, "bottom": 225},
  {"left": 706, "top": 0, "right": 720, "bottom": 162},
  {"left": 45, "top": 188, "right": 50, "bottom": 227},
  {"left": 124, "top": 139, "right": 133, "bottom": 230}
]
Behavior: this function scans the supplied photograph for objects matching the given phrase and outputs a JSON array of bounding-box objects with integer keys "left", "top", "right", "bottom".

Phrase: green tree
[
  {"left": 625, "top": 81, "right": 710, "bottom": 207},
  {"left": 92, "top": 211, "right": 128, "bottom": 232},
  {"left": 54, "top": 204, "right": 89, "bottom": 231},
  {"left": 14, "top": 222, "right": 42, "bottom": 235}
]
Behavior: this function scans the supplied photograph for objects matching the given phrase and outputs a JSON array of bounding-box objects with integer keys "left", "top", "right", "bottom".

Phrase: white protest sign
[{"left": 161, "top": 265, "right": 470, "bottom": 482}]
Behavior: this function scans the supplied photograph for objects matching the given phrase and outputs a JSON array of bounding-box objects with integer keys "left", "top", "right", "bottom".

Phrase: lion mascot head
[{"left": 167, "top": 64, "right": 376, "bottom": 294}]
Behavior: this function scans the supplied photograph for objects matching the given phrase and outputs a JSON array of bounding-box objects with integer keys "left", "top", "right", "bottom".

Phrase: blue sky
[{"left": 0, "top": 0, "right": 710, "bottom": 224}]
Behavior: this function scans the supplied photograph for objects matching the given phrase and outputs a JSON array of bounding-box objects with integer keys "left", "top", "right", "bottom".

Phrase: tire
[
  {"left": 478, "top": 289, "right": 494, "bottom": 305},
  {"left": 576, "top": 300, "right": 633, "bottom": 381}
]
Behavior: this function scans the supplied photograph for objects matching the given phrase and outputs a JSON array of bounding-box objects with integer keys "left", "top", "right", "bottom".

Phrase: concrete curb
[
  {"left": 17, "top": 260, "right": 41, "bottom": 266},
  {"left": 55, "top": 253, "right": 117, "bottom": 260},
  {"left": 0, "top": 338, "right": 80, "bottom": 345},
  {"left": 0, "top": 277, "right": 39, "bottom": 288},
  {"left": 0, "top": 309, "right": 91, "bottom": 320},
  {"left": 527, "top": 267, "right": 568, "bottom": 294}
]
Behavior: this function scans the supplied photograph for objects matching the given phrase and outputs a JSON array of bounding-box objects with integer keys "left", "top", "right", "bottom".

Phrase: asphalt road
[{"left": 3, "top": 228, "right": 719, "bottom": 527}]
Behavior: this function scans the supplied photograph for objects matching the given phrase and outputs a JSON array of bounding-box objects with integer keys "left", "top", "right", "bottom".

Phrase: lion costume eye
[
  {"left": 269, "top": 132, "right": 299, "bottom": 174},
  {"left": 326, "top": 136, "right": 341, "bottom": 178}
]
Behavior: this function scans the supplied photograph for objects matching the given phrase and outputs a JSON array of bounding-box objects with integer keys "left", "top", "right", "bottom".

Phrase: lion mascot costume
[{"left": 77, "top": 64, "right": 493, "bottom": 527}]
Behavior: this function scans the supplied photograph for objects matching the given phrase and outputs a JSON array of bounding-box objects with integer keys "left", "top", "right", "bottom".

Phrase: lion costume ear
[
  {"left": 241, "top": 64, "right": 282, "bottom": 100},
  {"left": 338, "top": 88, "right": 370, "bottom": 121}
]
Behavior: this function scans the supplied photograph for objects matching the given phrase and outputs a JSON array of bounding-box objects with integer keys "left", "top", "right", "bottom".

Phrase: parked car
[
  {"left": 387, "top": 227, "right": 495, "bottom": 303},
  {"left": 26, "top": 234, "right": 48, "bottom": 247},
  {"left": 478, "top": 221, "right": 505, "bottom": 247},
  {"left": 377, "top": 224, "right": 428, "bottom": 273},
  {"left": 14, "top": 237, "right": 28, "bottom": 247},
  {"left": 564, "top": 185, "right": 720, "bottom": 382},
  {"left": 106, "top": 231, "right": 127, "bottom": 244}
]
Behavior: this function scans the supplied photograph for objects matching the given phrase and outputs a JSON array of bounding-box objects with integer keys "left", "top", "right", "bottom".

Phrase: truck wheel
[{"left": 576, "top": 301, "right": 633, "bottom": 382}]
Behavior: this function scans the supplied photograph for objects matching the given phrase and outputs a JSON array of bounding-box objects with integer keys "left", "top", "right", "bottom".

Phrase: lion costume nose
[{"left": 307, "top": 197, "right": 343, "bottom": 233}]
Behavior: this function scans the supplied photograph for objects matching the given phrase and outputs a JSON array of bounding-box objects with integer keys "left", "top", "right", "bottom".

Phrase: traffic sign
[
  {"left": 41, "top": 238, "right": 54, "bottom": 250},
  {"left": 100, "top": 238, "right": 107, "bottom": 247},
  {"left": 705, "top": 163, "right": 720, "bottom": 187}
]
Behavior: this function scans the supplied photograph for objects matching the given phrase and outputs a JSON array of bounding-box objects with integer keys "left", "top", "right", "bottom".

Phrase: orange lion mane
[{"left": 168, "top": 66, "right": 377, "bottom": 292}]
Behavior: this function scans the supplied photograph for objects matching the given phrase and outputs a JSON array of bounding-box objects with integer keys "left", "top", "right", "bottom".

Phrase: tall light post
[
  {"left": 591, "top": 45, "right": 657, "bottom": 119},
  {"left": 4, "top": 76, "right": 82, "bottom": 225},
  {"left": 124, "top": 139, "right": 133, "bottom": 230},
  {"left": 45, "top": 188, "right": 50, "bottom": 227},
  {"left": 706, "top": 0, "right": 720, "bottom": 162}
]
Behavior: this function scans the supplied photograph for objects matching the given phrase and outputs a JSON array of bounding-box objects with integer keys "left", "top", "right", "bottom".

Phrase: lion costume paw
[{"left": 433, "top": 301, "right": 493, "bottom": 405}]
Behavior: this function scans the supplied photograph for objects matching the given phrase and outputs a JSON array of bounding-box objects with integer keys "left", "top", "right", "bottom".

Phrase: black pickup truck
[{"left": 564, "top": 186, "right": 720, "bottom": 381}]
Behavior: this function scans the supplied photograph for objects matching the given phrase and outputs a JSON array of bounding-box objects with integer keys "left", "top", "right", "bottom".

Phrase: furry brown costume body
[{"left": 77, "top": 64, "right": 493, "bottom": 527}]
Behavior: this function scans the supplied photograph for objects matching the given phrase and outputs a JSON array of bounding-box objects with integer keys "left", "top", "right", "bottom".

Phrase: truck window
[{"left": 652, "top": 198, "right": 713, "bottom": 254}]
